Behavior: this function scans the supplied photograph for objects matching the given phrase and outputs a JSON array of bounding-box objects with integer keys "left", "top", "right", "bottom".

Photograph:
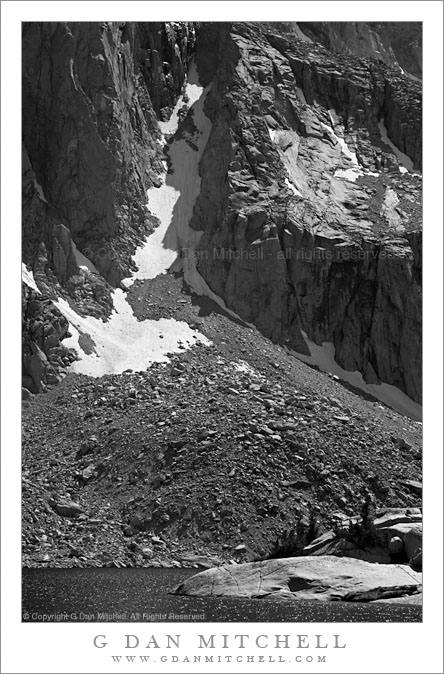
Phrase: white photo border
[{"left": 2, "top": 2, "right": 442, "bottom": 673}]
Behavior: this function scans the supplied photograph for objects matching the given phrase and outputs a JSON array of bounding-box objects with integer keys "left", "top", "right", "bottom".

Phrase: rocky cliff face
[
  {"left": 190, "top": 22, "right": 422, "bottom": 402},
  {"left": 22, "top": 21, "right": 422, "bottom": 403},
  {"left": 298, "top": 22, "right": 422, "bottom": 80},
  {"left": 22, "top": 21, "right": 195, "bottom": 390},
  {"left": 22, "top": 21, "right": 195, "bottom": 285}
]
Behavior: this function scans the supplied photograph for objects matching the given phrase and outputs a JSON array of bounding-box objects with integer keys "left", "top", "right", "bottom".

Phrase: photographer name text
[{"left": 94, "top": 633, "right": 345, "bottom": 663}]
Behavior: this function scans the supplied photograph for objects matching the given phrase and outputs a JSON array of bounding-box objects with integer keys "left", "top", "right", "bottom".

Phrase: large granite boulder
[
  {"left": 373, "top": 508, "right": 422, "bottom": 563},
  {"left": 173, "top": 555, "right": 422, "bottom": 603}
]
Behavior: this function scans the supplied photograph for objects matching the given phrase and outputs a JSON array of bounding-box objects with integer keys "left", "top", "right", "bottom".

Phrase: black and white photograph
[{"left": 1, "top": 2, "right": 443, "bottom": 673}]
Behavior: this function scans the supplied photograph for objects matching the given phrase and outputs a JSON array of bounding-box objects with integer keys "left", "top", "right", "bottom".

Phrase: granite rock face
[
  {"left": 22, "top": 22, "right": 196, "bottom": 388},
  {"left": 191, "top": 22, "right": 422, "bottom": 402},
  {"left": 298, "top": 22, "right": 422, "bottom": 80},
  {"left": 22, "top": 21, "right": 195, "bottom": 285},
  {"left": 22, "top": 22, "right": 422, "bottom": 403},
  {"left": 173, "top": 554, "right": 422, "bottom": 603},
  {"left": 22, "top": 284, "right": 78, "bottom": 393}
]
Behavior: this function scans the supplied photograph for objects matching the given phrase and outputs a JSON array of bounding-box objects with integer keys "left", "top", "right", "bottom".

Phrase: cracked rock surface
[{"left": 173, "top": 554, "right": 422, "bottom": 603}]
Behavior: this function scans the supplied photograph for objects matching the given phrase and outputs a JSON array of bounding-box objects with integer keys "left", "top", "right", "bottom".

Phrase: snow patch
[
  {"left": 54, "top": 289, "right": 211, "bottom": 377},
  {"left": 50, "top": 66, "right": 215, "bottom": 380},
  {"left": 296, "top": 87, "right": 307, "bottom": 105},
  {"left": 158, "top": 69, "right": 207, "bottom": 137},
  {"left": 293, "top": 24, "right": 313, "bottom": 43},
  {"left": 321, "top": 122, "right": 358, "bottom": 164},
  {"left": 232, "top": 360, "right": 257, "bottom": 376},
  {"left": 71, "top": 241, "right": 99, "bottom": 274},
  {"left": 123, "top": 62, "right": 254, "bottom": 327},
  {"left": 22, "top": 263, "right": 41, "bottom": 294},
  {"left": 320, "top": 121, "right": 372, "bottom": 183},
  {"left": 285, "top": 177, "right": 299, "bottom": 195},
  {"left": 296, "top": 332, "right": 422, "bottom": 421},
  {"left": 328, "top": 109, "right": 340, "bottom": 128},
  {"left": 267, "top": 128, "right": 303, "bottom": 195},
  {"left": 378, "top": 119, "right": 418, "bottom": 173},
  {"left": 33, "top": 179, "right": 47, "bottom": 203},
  {"left": 334, "top": 167, "right": 363, "bottom": 183},
  {"left": 124, "top": 62, "right": 212, "bottom": 285},
  {"left": 321, "top": 117, "right": 379, "bottom": 182}
]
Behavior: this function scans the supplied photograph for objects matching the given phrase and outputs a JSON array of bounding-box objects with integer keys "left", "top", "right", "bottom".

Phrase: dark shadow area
[
  {"left": 288, "top": 576, "right": 315, "bottom": 593},
  {"left": 177, "top": 273, "right": 252, "bottom": 329},
  {"left": 158, "top": 64, "right": 209, "bottom": 257}
]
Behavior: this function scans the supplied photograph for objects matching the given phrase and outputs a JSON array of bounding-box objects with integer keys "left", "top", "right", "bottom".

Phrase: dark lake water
[{"left": 22, "top": 568, "right": 421, "bottom": 623}]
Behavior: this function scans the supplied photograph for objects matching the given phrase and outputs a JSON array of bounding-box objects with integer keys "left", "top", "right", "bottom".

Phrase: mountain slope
[
  {"left": 22, "top": 272, "right": 421, "bottom": 567},
  {"left": 21, "top": 22, "right": 422, "bottom": 567}
]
